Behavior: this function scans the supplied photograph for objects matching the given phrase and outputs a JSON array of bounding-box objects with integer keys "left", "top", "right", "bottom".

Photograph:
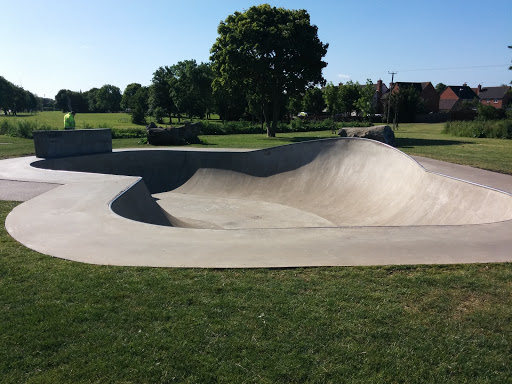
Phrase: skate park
[{"left": 2, "top": 137, "right": 512, "bottom": 268}]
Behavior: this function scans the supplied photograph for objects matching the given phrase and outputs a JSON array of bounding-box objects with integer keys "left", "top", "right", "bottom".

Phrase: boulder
[
  {"left": 338, "top": 125, "right": 395, "bottom": 146},
  {"left": 147, "top": 122, "right": 201, "bottom": 146}
]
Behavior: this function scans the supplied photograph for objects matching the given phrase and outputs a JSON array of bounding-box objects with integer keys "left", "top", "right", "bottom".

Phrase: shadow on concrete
[{"left": 32, "top": 139, "right": 335, "bottom": 193}]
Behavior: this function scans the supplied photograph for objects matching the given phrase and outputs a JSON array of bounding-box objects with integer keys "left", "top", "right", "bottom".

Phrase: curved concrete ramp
[{"left": 5, "top": 138, "right": 512, "bottom": 267}]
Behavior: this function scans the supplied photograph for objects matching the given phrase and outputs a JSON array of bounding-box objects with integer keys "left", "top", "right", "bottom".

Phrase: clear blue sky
[{"left": 2, "top": 0, "right": 511, "bottom": 99}]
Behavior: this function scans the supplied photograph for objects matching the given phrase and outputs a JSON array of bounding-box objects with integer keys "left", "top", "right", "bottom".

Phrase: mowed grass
[
  {"left": 0, "top": 111, "right": 219, "bottom": 130},
  {"left": 394, "top": 123, "right": 512, "bottom": 175},
  {"left": 2, "top": 118, "right": 512, "bottom": 381},
  {"left": 2, "top": 119, "right": 512, "bottom": 174},
  {"left": 1, "top": 201, "right": 512, "bottom": 383}
]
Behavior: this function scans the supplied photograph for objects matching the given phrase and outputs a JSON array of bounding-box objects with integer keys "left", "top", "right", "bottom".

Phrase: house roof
[
  {"left": 393, "top": 82, "right": 433, "bottom": 93},
  {"left": 439, "top": 99, "right": 458, "bottom": 111},
  {"left": 360, "top": 83, "right": 389, "bottom": 94},
  {"left": 445, "top": 86, "right": 478, "bottom": 100},
  {"left": 478, "top": 86, "right": 511, "bottom": 100}
]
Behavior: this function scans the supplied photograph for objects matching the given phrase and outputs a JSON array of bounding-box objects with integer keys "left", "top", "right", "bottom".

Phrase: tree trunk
[
  {"left": 270, "top": 97, "right": 280, "bottom": 137},
  {"left": 262, "top": 102, "right": 274, "bottom": 137}
]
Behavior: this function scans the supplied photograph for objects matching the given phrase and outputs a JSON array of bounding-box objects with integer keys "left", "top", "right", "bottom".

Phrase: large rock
[
  {"left": 147, "top": 122, "right": 201, "bottom": 146},
  {"left": 338, "top": 125, "right": 395, "bottom": 146}
]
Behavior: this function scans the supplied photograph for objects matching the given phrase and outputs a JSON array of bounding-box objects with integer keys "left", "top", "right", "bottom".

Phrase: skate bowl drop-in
[{"left": 5, "top": 138, "right": 512, "bottom": 267}]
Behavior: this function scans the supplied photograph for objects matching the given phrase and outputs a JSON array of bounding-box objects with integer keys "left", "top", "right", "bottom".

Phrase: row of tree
[
  {"left": 54, "top": 85, "right": 123, "bottom": 115},
  {"left": 4, "top": 5, "right": 461, "bottom": 135},
  {"left": 0, "top": 76, "right": 40, "bottom": 115},
  {"left": 46, "top": 5, "right": 329, "bottom": 136}
]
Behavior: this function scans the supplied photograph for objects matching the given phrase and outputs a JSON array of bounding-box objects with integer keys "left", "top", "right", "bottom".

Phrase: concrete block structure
[{"left": 33, "top": 129, "right": 112, "bottom": 158}]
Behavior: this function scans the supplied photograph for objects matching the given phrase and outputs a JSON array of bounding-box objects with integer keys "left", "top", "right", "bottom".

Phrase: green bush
[
  {"left": 199, "top": 119, "right": 373, "bottom": 135},
  {"left": 0, "top": 119, "right": 53, "bottom": 139},
  {"left": 200, "top": 121, "right": 264, "bottom": 135},
  {"left": 443, "top": 120, "right": 512, "bottom": 139},
  {"left": 0, "top": 120, "right": 10, "bottom": 135},
  {"left": 477, "top": 104, "right": 507, "bottom": 121},
  {"left": 111, "top": 127, "right": 146, "bottom": 139}
]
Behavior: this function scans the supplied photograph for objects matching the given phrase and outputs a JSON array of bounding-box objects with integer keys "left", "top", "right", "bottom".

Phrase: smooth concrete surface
[
  {"left": 33, "top": 129, "right": 112, "bottom": 158},
  {"left": 0, "top": 179, "right": 60, "bottom": 201},
  {"left": 3, "top": 138, "right": 512, "bottom": 268}
]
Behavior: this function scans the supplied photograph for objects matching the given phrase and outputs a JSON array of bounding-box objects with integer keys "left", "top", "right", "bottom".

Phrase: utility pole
[{"left": 386, "top": 71, "right": 397, "bottom": 125}]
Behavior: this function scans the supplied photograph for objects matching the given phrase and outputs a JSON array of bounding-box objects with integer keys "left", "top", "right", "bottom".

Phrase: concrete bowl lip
[
  {"left": 3, "top": 137, "right": 512, "bottom": 268},
  {"left": 106, "top": 139, "right": 512, "bottom": 228},
  {"left": 113, "top": 139, "right": 512, "bottom": 197}
]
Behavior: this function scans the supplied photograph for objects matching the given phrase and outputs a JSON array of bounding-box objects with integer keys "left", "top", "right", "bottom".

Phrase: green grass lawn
[
  {"left": 394, "top": 123, "right": 512, "bottom": 174},
  {"left": 0, "top": 111, "right": 220, "bottom": 130},
  {"left": 1, "top": 200, "right": 511, "bottom": 383},
  {"left": 2, "top": 121, "right": 512, "bottom": 174},
  {"left": 2, "top": 120, "right": 512, "bottom": 381}
]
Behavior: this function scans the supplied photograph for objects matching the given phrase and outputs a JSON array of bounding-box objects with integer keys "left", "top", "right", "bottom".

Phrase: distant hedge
[
  {"left": 443, "top": 120, "right": 512, "bottom": 139},
  {"left": 0, "top": 119, "right": 52, "bottom": 139},
  {"left": 0, "top": 118, "right": 373, "bottom": 140},
  {"left": 199, "top": 119, "right": 372, "bottom": 135}
]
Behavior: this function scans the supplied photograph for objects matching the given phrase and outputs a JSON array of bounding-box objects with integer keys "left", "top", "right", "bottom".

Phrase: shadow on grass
[
  {"left": 1, "top": 114, "right": 33, "bottom": 118},
  {"left": 197, "top": 140, "right": 218, "bottom": 146},
  {"left": 395, "top": 137, "right": 474, "bottom": 149}
]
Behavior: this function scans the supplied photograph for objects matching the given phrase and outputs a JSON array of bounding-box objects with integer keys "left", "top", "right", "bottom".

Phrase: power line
[{"left": 398, "top": 64, "right": 508, "bottom": 73}]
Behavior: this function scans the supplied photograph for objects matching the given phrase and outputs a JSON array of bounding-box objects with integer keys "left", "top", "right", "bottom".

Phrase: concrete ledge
[{"left": 33, "top": 129, "right": 112, "bottom": 158}]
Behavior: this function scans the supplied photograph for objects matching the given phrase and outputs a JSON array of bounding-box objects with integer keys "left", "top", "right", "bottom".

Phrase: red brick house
[
  {"left": 474, "top": 85, "right": 511, "bottom": 109},
  {"left": 439, "top": 84, "right": 479, "bottom": 112},
  {"left": 389, "top": 82, "right": 439, "bottom": 113}
]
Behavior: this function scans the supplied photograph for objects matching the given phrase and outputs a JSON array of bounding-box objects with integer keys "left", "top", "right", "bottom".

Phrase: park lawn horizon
[
  {"left": 0, "top": 110, "right": 219, "bottom": 130},
  {"left": 1, "top": 120, "right": 512, "bottom": 174}
]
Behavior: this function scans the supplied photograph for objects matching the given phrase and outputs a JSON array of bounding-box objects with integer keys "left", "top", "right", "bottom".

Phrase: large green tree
[
  {"left": 83, "top": 88, "right": 99, "bottom": 112},
  {"left": 388, "top": 85, "right": 423, "bottom": 124},
  {"left": 355, "top": 79, "right": 375, "bottom": 119},
  {"left": 210, "top": 4, "right": 328, "bottom": 137},
  {"left": 0, "top": 76, "right": 38, "bottom": 114},
  {"left": 121, "top": 83, "right": 143, "bottom": 111},
  {"left": 149, "top": 66, "right": 175, "bottom": 123},
  {"left": 338, "top": 81, "right": 361, "bottom": 115},
  {"left": 54, "top": 89, "right": 88, "bottom": 113},
  {"left": 302, "top": 87, "right": 325, "bottom": 115},
  {"left": 121, "top": 83, "right": 149, "bottom": 124},
  {"left": 168, "top": 60, "right": 210, "bottom": 121},
  {"left": 96, "top": 84, "right": 121, "bottom": 112},
  {"left": 323, "top": 82, "right": 341, "bottom": 116}
]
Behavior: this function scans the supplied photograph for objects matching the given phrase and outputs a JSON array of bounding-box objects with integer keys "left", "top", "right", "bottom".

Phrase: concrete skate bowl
[{"left": 8, "top": 138, "right": 512, "bottom": 267}]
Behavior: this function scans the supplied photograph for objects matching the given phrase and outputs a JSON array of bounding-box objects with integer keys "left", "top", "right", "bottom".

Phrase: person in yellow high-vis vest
[{"left": 64, "top": 111, "right": 76, "bottom": 129}]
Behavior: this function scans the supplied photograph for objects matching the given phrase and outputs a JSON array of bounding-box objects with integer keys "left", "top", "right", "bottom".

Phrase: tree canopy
[
  {"left": 355, "top": 79, "right": 375, "bottom": 119},
  {"left": 338, "top": 81, "right": 361, "bottom": 115},
  {"left": 210, "top": 4, "right": 328, "bottom": 136},
  {"left": 96, "top": 85, "right": 122, "bottom": 112},
  {"left": 0, "top": 76, "right": 38, "bottom": 115},
  {"left": 122, "top": 83, "right": 149, "bottom": 124},
  {"left": 388, "top": 85, "right": 423, "bottom": 124},
  {"left": 435, "top": 83, "right": 447, "bottom": 95}
]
